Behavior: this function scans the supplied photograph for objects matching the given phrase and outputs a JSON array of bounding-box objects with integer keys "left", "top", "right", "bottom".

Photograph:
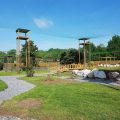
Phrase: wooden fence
[
  {"left": 50, "top": 64, "right": 84, "bottom": 72},
  {"left": 92, "top": 60, "right": 120, "bottom": 66}
]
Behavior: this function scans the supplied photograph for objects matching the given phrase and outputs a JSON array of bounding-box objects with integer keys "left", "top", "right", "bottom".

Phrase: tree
[
  {"left": 107, "top": 35, "right": 120, "bottom": 59},
  {"left": 36, "top": 48, "right": 66, "bottom": 61},
  {"left": 21, "top": 41, "right": 38, "bottom": 66},
  {"left": 96, "top": 44, "right": 107, "bottom": 53},
  {"left": 36, "top": 50, "right": 47, "bottom": 58},
  {"left": 60, "top": 49, "right": 81, "bottom": 64},
  {"left": 7, "top": 49, "right": 16, "bottom": 62},
  {"left": 0, "top": 51, "right": 6, "bottom": 63},
  {"left": 107, "top": 35, "right": 120, "bottom": 52},
  {"left": 7, "top": 49, "right": 16, "bottom": 56}
]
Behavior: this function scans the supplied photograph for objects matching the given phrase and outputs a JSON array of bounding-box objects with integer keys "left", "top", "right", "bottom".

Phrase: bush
[
  {"left": 26, "top": 65, "right": 35, "bottom": 77},
  {"left": 0, "top": 62, "right": 3, "bottom": 70}
]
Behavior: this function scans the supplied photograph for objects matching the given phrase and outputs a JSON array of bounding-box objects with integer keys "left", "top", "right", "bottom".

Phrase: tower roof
[
  {"left": 16, "top": 28, "right": 30, "bottom": 33},
  {"left": 78, "top": 37, "right": 90, "bottom": 40}
]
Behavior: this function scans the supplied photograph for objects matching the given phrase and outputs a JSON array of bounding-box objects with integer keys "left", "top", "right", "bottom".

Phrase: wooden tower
[
  {"left": 78, "top": 38, "right": 91, "bottom": 68},
  {"left": 16, "top": 28, "right": 30, "bottom": 72}
]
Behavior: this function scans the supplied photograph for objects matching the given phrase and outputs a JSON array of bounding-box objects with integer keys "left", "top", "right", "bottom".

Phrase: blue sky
[{"left": 0, "top": 0, "right": 120, "bottom": 51}]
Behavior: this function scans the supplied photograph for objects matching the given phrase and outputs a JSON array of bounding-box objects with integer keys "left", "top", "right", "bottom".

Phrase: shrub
[
  {"left": 0, "top": 62, "right": 3, "bottom": 70},
  {"left": 26, "top": 65, "right": 35, "bottom": 77}
]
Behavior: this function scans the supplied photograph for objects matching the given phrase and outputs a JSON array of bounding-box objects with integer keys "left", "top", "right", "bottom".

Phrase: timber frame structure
[
  {"left": 78, "top": 38, "right": 91, "bottom": 68},
  {"left": 16, "top": 28, "right": 30, "bottom": 72}
]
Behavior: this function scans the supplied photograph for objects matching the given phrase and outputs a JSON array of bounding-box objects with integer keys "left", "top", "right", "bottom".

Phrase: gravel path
[
  {"left": 0, "top": 76, "right": 35, "bottom": 103},
  {"left": 0, "top": 116, "right": 23, "bottom": 120}
]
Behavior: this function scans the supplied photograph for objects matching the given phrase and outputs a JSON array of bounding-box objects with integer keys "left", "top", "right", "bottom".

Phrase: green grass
[
  {"left": 57, "top": 71, "right": 73, "bottom": 76},
  {"left": 0, "top": 80, "right": 8, "bottom": 91},
  {"left": 1, "top": 76, "right": 120, "bottom": 120},
  {"left": 88, "top": 66, "right": 120, "bottom": 70},
  {"left": 0, "top": 69, "right": 50, "bottom": 76},
  {"left": 97, "top": 66, "right": 120, "bottom": 70},
  {"left": 0, "top": 70, "right": 25, "bottom": 76},
  {"left": 34, "top": 69, "right": 50, "bottom": 74}
]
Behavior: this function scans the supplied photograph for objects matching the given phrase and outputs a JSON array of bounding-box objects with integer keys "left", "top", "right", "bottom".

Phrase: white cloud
[{"left": 34, "top": 18, "right": 54, "bottom": 29}]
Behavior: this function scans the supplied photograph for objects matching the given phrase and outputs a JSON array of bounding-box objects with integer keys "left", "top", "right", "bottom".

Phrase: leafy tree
[
  {"left": 60, "top": 49, "right": 82, "bottom": 64},
  {"left": 7, "top": 49, "right": 16, "bottom": 62},
  {"left": 107, "top": 35, "right": 120, "bottom": 59},
  {"left": 0, "top": 51, "right": 6, "bottom": 70},
  {"left": 36, "top": 50, "right": 47, "bottom": 58},
  {"left": 107, "top": 35, "right": 120, "bottom": 52},
  {"left": 96, "top": 44, "right": 107, "bottom": 53},
  {"left": 36, "top": 48, "right": 66, "bottom": 61},
  {"left": 21, "top": 41, "right": 38, "bottom": 66},
  {"left": 7, "top": 49, "right": 16, "bottom": 56},
  {"left": 0, "top": 51, "right": 6, "bottom": 62}
]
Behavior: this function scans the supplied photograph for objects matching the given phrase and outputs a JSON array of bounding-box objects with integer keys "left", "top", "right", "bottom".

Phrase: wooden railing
[
  {"left": 92, "top": 60, "right": 120, "bottom": 66},
  {"left": 50, "top": 64, "right": 84, "bottom": 72}
]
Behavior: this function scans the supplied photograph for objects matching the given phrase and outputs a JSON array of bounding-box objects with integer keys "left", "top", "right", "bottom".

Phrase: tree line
[{"left": 0, "top": 35, "right": 120, "bottom": 66}]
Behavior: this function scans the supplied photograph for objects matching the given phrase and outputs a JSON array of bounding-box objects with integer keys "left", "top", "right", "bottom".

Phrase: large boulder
[
  {"left": 77, "top": 69, "right": 91, "bottom": 78},
  {"left": 93, "top": 70, "right": 106, "bottom": 79},
  {"left": 72, "top": 69, "right": 91, "bottom": 78},
  {"left": 87, "top": 69, "right": 98, "bottom": 78},
  {"left": 108, "top": 72, "right": 120, "bottom": 80},
  {"left": 116, "top": 76, "right": 120, "bottom": 81},
  {"left": 72, "top": 70, "right": 79, "bottom": 75}
]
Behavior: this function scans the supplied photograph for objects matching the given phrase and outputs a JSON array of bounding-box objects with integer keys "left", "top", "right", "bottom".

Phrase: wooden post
[
  {"left": 16, "top": 30, "right": 20, "bottom": 72},
  {"left": 25, "top": 32, "right": 27, "bottom": 68},
  {"left": 28, "top": 39, "right": 30, "bottom": 67},
  {"left": 78, "top": 40, "right": 80, "bottom": 63},
  {"left": 89, "top": 42, "right": 91, "bottom": 63},
  {"left": 84, "top": 39, "right": 86, "bottom": 68}
]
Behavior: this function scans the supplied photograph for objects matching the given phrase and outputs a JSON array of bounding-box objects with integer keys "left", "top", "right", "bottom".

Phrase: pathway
[{"left": 0, "top": 76, "right": 35, "bottom": 103}]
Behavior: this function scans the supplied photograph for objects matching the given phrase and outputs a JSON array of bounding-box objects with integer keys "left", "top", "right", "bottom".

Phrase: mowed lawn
[
  {"left": 0, "top": 80, "right": 8, "bottom": 91},
  {"left": 0, "top": 76, "right": 120, "bottom": 120}
]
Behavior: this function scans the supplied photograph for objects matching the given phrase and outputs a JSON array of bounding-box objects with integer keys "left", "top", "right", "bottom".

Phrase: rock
[
  {"left": 93, "top": 70, "right": 106, "bottom": 79},
  {"left": 87, "top": 72, "right": 94, "bottom": 78},
  {"left": 78, "top": 69, "right": 91, "bottom": 78},
  {"left": 72, "top": 70, "right": 79, "bottom": 75},
  {"left": 87, "top": 69, "right": 97, "bottom": 78},
  {"left": 116, "top": 76, "right": 120, "bottom": 81},
  {"left": 73, "top": 69, "right": 91, "bottom": 78},
  {"left": 108, "top": 72, "right": 119, "bottom": 80}
]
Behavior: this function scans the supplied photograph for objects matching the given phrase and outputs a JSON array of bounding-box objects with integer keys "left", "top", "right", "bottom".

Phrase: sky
[{"left": 0, "top": 0, "right": 120, "bottom": 51}]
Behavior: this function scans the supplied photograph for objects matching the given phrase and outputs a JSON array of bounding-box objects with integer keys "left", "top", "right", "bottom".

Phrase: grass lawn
[
  {"left": 0, "top": 80, "right": 8, "bottom": 91},
  {"left": 97, "top": 66, "right": 120, "bottom": 70},
  {"left": 34, "top": 69, "right": 50, "bottom": 74},
  {"left": 54, "top": 71, "right": 73, "bottom": 77},
  {"left": 0, "top": 70, "right": 25, "bottom": 76},
  {"left": 0, "top": 69, "right": 50, "bottom": 76},
  {"left": 0, "top": 76, "right": 120, "bottom": 120}
]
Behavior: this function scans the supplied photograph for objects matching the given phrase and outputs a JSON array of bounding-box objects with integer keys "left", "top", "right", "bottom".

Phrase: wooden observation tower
[
  {"left": 78, "top": 38, "right": 91, "bottom": 68},
  {"left": 16, "top": 28, "right": 30, "bottom": 72}
]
